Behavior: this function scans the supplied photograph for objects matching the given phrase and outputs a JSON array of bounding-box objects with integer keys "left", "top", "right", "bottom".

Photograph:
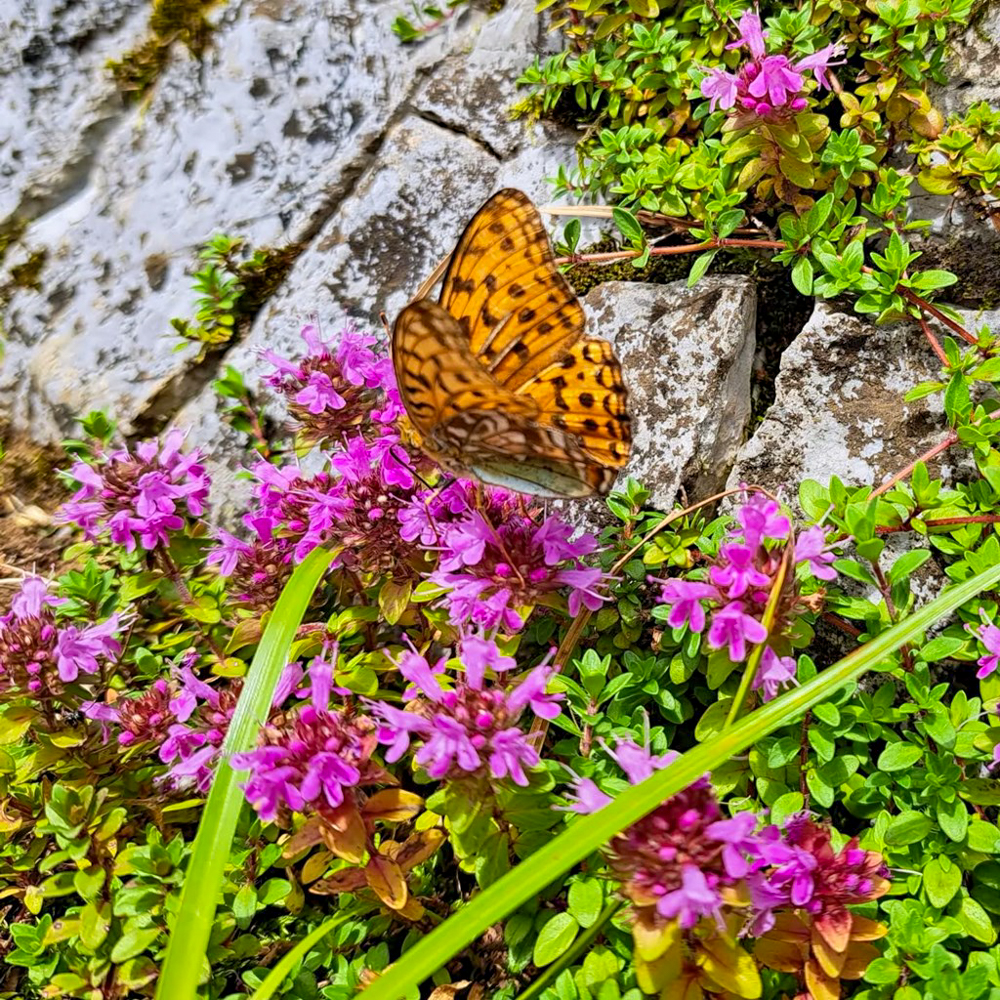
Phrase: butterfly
[{"left": 391, "top": 189, "right": 632, "bottom": 498}]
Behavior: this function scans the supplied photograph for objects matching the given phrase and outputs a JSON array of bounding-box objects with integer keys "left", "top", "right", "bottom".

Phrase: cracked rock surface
[
  {"left": 727, "top": 301, "right": 1000, "bottom": 505},
  {"left": 5, "top": 0, "right": 1000, "bottom": 531},
  {"left": 0, "top": 0, "right": 525, "bottom": 442}
]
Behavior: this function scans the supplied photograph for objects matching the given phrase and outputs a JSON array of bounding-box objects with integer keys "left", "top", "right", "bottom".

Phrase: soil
[{"left": 0, "top": 431, "right": 72, "bottom": 606}]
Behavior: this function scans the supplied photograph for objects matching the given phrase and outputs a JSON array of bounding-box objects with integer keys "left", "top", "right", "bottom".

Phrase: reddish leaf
[
  {"left": 320, "top": 807, "right": 367, "bottom": 864},
  {"left": 392, "top": 828, "right": 446, "bottom": 872},
  {"left": 814, "top": 906, "right": 852, "bottom": 953},
  {"left": 361, "top": 789, "right": 424, "bottom": 822},
  {"left": 308, "top": 868, "right": 367, "bottom": 895},
  {"left": 366, "top": 855, "right": 408, "bottom": 910},
  {"left": 281, "top": 819, "right": 323, "bottom": 859}
]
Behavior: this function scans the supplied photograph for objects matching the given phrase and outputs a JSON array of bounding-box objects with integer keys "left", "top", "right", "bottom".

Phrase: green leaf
[
  {"left": 877, "top": 742, "right": 923, "bottom": 771},
  {"left": 924, "top": 857, "right": 962, "bottom": 908},
  {"left": 968, "top": 820, "right": 1000, "bottom": 854},
  {"left": 770, "top": 792, "right": 805, "bottom": 824},
  {"left": 884, "top": 811, "right": 934, "bottom": 846},
  {"left": 920, "top": 636, "right": 965, "bottom": 662},
  {"left": 358, "top": 563, "right": 1000, "bottom": 1000},
  {"left": 791, "top": 256, "right": 814, "bottom": 295},
  {"left": 957, "top": 895, "right": 997, "bottom": 944},
  {"left": 111, "top": 922, "right": 161, "bottom": 963},
  {"left": 248, "top": 913, "right": 353, "bottom": 1000},
  {"left": 688, "top": 249, "right": 718, "bottom": 287},
  {"left": 534, "top": 913, "right": 579, "bottom": 967},
  {"left": 937, "top": 796, "right": 969, "bottom": 843},
  {"left": 960, "top": 779, "right": 1000, "bottom": 806},
  {"left": 798, "top": 480, "right": 830, "bottom": 521},
  {"left": 80, "top": 902, "right": 111, "bottom": 951},
  {"left": 233, "top": 884, "right": 258, "bottom": 929},
  {"left": 568, "top": 880, "right": 604, "bottom": 929},
  {"left": 865, "top": 957, "right": 901, "bottom": 984},
  {"left": 155, "top": 547, "right": 335, "bottom": 1000},
  {"left": 612, "top": 207, "right": 644, "bottom": 244}
]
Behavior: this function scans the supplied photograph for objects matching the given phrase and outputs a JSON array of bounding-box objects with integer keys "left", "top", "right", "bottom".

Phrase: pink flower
[
  {"left": 727, "top": 9, "right": 768, "bottom": 59},
  {"left": 794, "top": 525, "right": 839, "bottom": 581},
  {"left": 701, "top": 67, "right": 740, "bottom": 112},
  {"left": 55, "top": 617, "right": 122, "bottom": 682},
  {"left": 794, "top": 43, "right": 844, "bottom": 90},
  {"left": 232, "top": 705, "right": 380, "bottom": 822},
  {"left": 431, "top": 511, "right": 608, "bottom": 633},
  {"left": 367, "top": 636, "right": 559, "bottom": 787},
  {"left": 710, "top": 542, "right": 770, "bottom": 598},
  {"left": 0, "top": 577, "right": 122, "bottom": 697},
  {"left": 969, "top": 610, "right": 1000, "bottom": 679},
  {"left": 753, "top": 647, "right": 798, "bottom": 701},
  {"left": 262, "top": 324, "right": 403, "bottom": 447},
  {"left": 657, "top": 865, "right": 724, "bottom": 929},
  {"left": 702, "top": 12, "right": 844, "bottom": 124},
  {"left": 655, "top": 579, "right": 720, "bottom": 633},
  {"left": 59, "top": 429, "right": 210, "bottom": 552},
  {"left": 737, "top": 494, "right": 790, "bottom": 546},
  {"left": 707, "top": 601, "right": 768, "bottom": 662}
]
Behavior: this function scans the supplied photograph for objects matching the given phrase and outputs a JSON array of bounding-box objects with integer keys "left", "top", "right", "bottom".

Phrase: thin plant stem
[
  {"left": 157, "top": 548, "right": 228, "bottom": 665},
  {"left": 724, "top": 544, "right": 792, "bottom": 729},
  {"left": 554, "top": 237, "right": 785, "bottom": 266},
  {"left": 870, "top": 430, "right": 959, "bottom": 498},
  {"left": 877, "top": 514, "right": 1000, "bottom": 534},
  {"left": 898, "top": 286, "right": 978, "bottom": 345},
  {"left": 918, "top": 315, "right": 949, "bottom": 365},
  {"left": 512, "top": 901, "right": 624, "bottom": 1000}
]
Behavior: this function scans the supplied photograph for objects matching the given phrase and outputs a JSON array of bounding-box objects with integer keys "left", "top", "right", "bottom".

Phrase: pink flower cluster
[
  {"left": 60, "top": 429, "right": 210, "bottom": 552},
  {"left": 0, "top": 577, "right": 122, "bottom": 697},
  {"left": 701, "top": 11, "right": 842, "bottom": 122},
  {"left": 655, "top": 493, "right": 841, "bottom": 702},
  {"left": 263, "top": 324, "right": 404, "bottom": 447},
  {"left": 429, "top": 505, "right": 608, "bottom": 632},
  {"left": 209, "top": 435, "right": 420, "bottom": 604},
  {"left": 232, "top": 650, "right": 385, "bottom": 821},
  {"left": 367, "top": 635, "right": 562, "bottom": 786},
  {"left": 568, "top": 738, "right": 889, "bottom": 933}
]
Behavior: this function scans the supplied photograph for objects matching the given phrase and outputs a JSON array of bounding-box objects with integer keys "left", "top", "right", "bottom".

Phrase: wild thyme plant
[
  {"left": 4, "top": 292, "right": 1000, "bottom": 1000},
  {"left": 518, "top": 0, "right": 996, "bottom": 308}
]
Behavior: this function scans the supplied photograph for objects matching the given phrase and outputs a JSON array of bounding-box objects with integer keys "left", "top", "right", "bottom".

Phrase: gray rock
[
  {"left": 176, "top": 113, "right": 502, "bottom": 474},
  {"left": 727, "top": 300, "right": 1000, "bottom": 503},
  {"left": 1, "top": 1, "right": 148, "bottom": 223},
  {"left": 414, "top": 1, "right": 559, "bottom": 161},
  {"left": 585, "top": 277, "right": 757, "bottom": 511},
  {"left": 934, "top": 2, "right": 1000, "bottom": 117},
  {"left": 0, "top": 0, "right": 493, "bottom": 441}
]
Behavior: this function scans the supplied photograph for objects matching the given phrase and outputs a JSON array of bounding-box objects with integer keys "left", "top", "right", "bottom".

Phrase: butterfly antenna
[
  {"left": 379, "top": 311, "right": 391, "bottom": 338},
  {"left": 389, "top": 445, "right": 437, "bottom": 492}
]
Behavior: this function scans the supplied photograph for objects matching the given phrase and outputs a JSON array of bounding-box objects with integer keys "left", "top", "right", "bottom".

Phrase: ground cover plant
[
  {"left": 5, "top": 3, "right": 1000, "bottom": 1000},
  {"left": 518, "top": 0, "right": 998, "bottom": 308},
  {"left": 2, "top": 289, "right": 1000, "bottom": 1000}
]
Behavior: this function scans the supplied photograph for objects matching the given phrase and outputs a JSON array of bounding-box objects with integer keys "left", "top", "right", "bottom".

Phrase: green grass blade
[
  {"left": 249, "top": 912, "right": 354, "bottom": 1000},
  {"left": 361, "top": 562, "right": 1000, "bottom": 1000},
  {"left": 155, "top": 546, "right": 335, "bottom": 1000}
]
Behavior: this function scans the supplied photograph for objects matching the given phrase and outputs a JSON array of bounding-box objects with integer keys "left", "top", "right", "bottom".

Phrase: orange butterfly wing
[{"left": 392, "top": 189, "right": 631, "bottom": 497}]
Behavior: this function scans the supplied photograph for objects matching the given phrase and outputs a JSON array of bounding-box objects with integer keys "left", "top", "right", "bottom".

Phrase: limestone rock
[
  {"left": 934, "top": 2, "right": 1000, "bottom": 116},
  {"left": 727, "top": 300, "right": 1000, "bottom": 503},
  {"left": 584, "top": 277, "right": 757, "bottom": 512},
  {"left": 413, "top": 1, "right": 560, "bottom": 161},
  {"left": 1, "top": 1, "right": 148, "bottom": 222},
  {"left": 0, "top": 0, "right": 490, "bottom": 441}
]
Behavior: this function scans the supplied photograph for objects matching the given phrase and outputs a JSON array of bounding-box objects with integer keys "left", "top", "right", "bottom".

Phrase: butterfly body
[{"left": 392, "top": 189, "right": 631, "bottom": 498}]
